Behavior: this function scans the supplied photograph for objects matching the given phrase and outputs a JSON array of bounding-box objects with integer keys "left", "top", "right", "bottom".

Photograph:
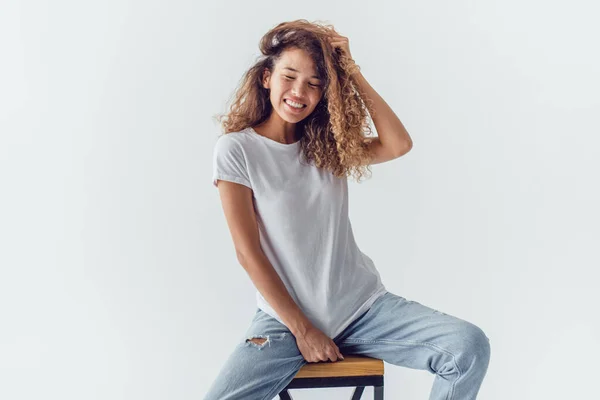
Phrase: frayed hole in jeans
[{"left": 245, "top": 336, "right": 270, "bottom": 349}]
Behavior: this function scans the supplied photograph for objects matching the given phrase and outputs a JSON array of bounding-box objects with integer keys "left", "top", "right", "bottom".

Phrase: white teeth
[{"left": 285, "top": 99, "right": 305, "bottom": 109}]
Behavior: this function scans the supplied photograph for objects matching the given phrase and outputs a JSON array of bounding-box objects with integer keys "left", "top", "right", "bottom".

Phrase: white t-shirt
[{"left": 212, "top": 126, "right": 387, "bottom": 339}]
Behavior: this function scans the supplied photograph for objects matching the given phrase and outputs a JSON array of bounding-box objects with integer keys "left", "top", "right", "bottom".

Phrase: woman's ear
[{"left": 262, "top": 69, "right": 271, "bottom": 89}]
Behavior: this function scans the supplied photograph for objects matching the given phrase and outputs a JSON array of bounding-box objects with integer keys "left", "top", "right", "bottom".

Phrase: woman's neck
[{"left": 253, "top": 119, "right": 298, "bottom": 145}]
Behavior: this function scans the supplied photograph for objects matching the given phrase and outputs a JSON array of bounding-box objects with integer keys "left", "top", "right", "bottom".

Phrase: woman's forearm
[
  {"left": 238, "top": 250, "right": 314, "bottom": 338},
  {"left": 353, "top": 70, "right": 412, "bottom": 151}
]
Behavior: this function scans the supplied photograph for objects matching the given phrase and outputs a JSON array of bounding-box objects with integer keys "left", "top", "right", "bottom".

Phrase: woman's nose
[{"left": 292, "top": 85, "right": 306, "bottom": 97}]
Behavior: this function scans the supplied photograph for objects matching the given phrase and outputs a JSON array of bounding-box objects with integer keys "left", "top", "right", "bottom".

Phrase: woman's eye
[{"left": 284, "top": 75, "right": 320, "bottom": 88}]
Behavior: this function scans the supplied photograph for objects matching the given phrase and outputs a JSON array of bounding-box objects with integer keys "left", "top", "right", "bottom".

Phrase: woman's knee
[{"left": 457, "top": 322, "right": 491, "bottom": 367}]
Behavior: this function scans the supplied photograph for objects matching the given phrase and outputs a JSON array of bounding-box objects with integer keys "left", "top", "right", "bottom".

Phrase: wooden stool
[{"left": 278, "top": 355, "right": 384, "bottom": 399}]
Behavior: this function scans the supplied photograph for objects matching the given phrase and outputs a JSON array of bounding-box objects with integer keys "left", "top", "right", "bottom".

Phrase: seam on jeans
[
  {"left": 262, "top": 359, "right": 306, "bottom": 400},
  {"left": 341, "top": 338, "right": 462, "bottom": 400}
]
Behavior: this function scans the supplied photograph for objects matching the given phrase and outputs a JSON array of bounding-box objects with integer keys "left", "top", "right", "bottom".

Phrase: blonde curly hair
[{"left": 213, "top": 19, "right": 376, "bottom": 182}]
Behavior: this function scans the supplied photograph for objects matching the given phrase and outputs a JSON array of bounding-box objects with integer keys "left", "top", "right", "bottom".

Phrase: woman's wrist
[
  {"left": 346, "top": 58, "right": 361, "bottom": 76},
  {"left": 287, "top": 313, "right": 315, "bottom": 338}
]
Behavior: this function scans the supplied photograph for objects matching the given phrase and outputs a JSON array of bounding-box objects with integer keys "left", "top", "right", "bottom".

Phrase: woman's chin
[{"left": 277, "top": 109, "right": 306, "bottom": 123}]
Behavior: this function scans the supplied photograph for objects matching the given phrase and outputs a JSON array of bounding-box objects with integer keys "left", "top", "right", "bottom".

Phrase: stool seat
[
  {"left": 279, "top": 355, "right": 385, "bottom": 399},
  {"left": 294, "top": 354, "right": 384, "bottom": 378}
]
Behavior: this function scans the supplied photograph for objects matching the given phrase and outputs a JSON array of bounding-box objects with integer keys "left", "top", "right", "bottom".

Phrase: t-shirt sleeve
[{"left": 212, "top": 135, "right": 252, "bottom": 189}]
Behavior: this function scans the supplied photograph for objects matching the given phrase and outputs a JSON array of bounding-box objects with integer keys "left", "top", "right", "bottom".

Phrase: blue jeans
[{"left": 204, "top": 291, "right": 491, "bottom": 399}]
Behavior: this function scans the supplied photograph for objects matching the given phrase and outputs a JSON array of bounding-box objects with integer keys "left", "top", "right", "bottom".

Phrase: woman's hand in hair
[{"left": 327, "top": 33, "right": 354, "bottom": 61}]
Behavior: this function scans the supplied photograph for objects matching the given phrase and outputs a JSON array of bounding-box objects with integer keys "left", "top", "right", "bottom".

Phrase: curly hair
[{"left": 213, "top": 19, "right": 376, "bottom": 182}]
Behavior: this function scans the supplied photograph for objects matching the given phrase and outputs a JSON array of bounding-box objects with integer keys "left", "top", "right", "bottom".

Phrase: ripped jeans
[{"left": 203, "top": 291, "right": 491, "bottom": 400}]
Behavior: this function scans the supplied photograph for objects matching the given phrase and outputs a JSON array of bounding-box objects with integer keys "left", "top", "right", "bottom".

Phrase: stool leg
[
  {"left": 374, "top": 385, "right": 384, "bottom": 400},
  {"left": 279, "top": 389, "right": 293, "bottom": 400},
  {"left": 350, "top": 386, "right": 365, "bottom": 399}
]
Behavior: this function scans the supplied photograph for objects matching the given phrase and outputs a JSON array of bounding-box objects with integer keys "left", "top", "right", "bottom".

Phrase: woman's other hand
[{"left": 294, "top": 324, "right": 345, "bottom": 363}]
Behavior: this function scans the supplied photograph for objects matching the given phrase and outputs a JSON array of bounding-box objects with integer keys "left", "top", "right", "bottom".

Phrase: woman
[{"left": 207, "top": 19, "right": 490, "bottom": 400}]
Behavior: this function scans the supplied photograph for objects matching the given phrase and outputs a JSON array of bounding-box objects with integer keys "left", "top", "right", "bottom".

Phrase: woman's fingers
[{"left": 331, "top": 342, "right": 344, "bottom": 361}]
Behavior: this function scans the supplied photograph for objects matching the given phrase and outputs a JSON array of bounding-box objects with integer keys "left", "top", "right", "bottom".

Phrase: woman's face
[{"left": 262, "top": 47, "right": 324, "bottom": 123}]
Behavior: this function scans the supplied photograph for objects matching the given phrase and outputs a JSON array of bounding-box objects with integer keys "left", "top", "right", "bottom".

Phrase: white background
[{"left": 1, "top": 1, "right": 599, "bottom": 399}]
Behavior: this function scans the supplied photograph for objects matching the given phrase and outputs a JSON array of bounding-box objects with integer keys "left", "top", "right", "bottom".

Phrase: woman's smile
[{"left": 284, "top": 98, "right": 307, "bottom": 113}]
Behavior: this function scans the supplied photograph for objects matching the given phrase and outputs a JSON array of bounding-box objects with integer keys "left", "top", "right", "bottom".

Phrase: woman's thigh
[
  {"left": 334, "top": 291, "right": 491, "bottom": 374},
  {"left": 204, "top": 309, "right": 306, "bottom": 400}
]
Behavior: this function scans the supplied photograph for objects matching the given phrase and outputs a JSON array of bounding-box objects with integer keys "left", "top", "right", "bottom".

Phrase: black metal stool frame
[{"left": 279, "top": 375, "right": 384, "bottom": 399}]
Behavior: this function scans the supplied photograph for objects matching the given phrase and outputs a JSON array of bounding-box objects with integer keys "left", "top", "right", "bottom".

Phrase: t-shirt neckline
[{"left": 247, "top": 127, "right": 301, "bottom": 149}]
